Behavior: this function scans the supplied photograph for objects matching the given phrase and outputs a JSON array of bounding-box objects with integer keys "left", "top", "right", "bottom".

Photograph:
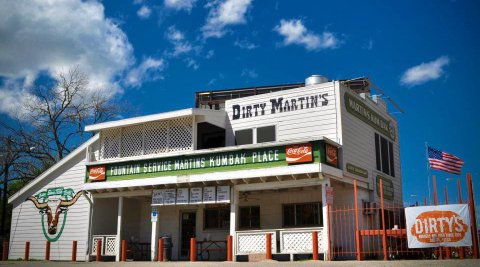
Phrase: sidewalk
[{"left": 1, "top": 260, "right": 480, "bottom": 267}]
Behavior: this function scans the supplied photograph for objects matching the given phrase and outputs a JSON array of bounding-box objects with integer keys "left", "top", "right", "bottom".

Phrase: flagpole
[{"left": 425, "top": 142, "right": 431, "bottom": 205}]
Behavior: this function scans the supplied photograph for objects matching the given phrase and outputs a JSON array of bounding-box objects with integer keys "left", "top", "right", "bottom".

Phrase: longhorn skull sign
[{"left": 26, "top": 187, "right": 83, "bottom": 242}]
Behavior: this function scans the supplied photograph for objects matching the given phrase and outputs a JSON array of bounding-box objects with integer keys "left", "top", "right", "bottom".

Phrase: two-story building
[{"left": 7, "top": 75, "right": 402, "bottom": 261}]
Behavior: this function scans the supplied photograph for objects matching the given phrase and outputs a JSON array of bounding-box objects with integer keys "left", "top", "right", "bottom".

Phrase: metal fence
[{"left": 328, "top": 173, "right": 479, "bottom": 261}]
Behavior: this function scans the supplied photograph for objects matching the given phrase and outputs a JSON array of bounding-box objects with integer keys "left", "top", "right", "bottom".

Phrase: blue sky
[{"left": 1, "top": 0, "right": 479, "bottom": 208}]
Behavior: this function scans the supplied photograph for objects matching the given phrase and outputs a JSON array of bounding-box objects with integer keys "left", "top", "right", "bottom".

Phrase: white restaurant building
[{"left": 7, "top": 75, "right": 402, "bottom": 261}]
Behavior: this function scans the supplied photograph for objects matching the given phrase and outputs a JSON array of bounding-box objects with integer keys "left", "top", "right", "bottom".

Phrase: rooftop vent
[{"left": 305, "top": 75, "right": 328, "bottom": 86}]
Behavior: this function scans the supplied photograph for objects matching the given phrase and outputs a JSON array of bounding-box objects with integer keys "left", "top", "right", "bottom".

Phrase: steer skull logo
[{"left": 26, "top": 187, "right": 83, "bottom": 242}]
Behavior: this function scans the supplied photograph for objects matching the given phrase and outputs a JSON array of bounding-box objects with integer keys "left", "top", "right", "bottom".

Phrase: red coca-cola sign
[
  {"left": 286, "top": 144, "right": 313, "bottom": 164},
  {"left": 326, "top": 143, "right": 338, "bottom": 167},
  {"left": 89, "top": 165, "right": 106, "bottom": 181}
]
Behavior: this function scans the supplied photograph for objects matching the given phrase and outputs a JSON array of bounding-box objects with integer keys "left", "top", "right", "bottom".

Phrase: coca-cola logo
[
  {"left": 286, "top": 144, "right": 313, "bottom": 164},
  {"left": 89, "top": 165, "right": 106, "bottom": 181}
]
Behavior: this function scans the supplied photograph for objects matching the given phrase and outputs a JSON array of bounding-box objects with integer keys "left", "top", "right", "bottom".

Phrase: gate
[{"left": 328, "top": 173, "right": 479, "bottom": 261}]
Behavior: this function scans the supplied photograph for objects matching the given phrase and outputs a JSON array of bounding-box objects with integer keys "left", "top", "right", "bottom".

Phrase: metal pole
[
  {"left": 190, "top": 237, "right": 196, "bottom": 262},
  {"left": 467, "top": 173, "right": 479, "bottom": 259},
  {"left": 227, "top": 235, "right": 233, "bottom": 261},
  {"left": 380, "top": 179, "right": 387, "bottom": 261},
  {"left": 265, "top": 233, "right": 272, "bottom": 260},
  {"left": 312, "top": 231, "right": 318, "bottom": 260},
  {"left": 433, "top": 176, "right": 443, "bottom": 259},
  {"left": 354, "top": 180, "right": 361, "bottom": 261},
  {"left": 457, "top": 180, "right": 465, "bottom": 259},
  {"left": 158, "top": 238, "right": 163, "bottom": 262},
  {"left": 444, "top": 187, "right": 450, "bottom": 259}
]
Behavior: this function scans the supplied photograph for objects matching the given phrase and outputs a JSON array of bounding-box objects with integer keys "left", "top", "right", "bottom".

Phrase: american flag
[{"left": 427, "top": 146, "right": 464, "bottom": 174}]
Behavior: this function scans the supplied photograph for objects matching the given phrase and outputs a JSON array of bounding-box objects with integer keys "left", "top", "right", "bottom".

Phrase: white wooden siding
[
  {"left": 338, "top": 84, "right": 402, "bottom": 204},
  {"left": 9, "top": 146, "right": 92, "bottom": 261},
  {"left": 225, "top": 82, "right": 338, "bottom": 145}
]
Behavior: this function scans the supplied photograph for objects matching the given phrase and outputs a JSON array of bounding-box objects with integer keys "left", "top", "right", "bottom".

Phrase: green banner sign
[
  {"left": 87, "top": 140, "right": 323, "bottom": 182},
  {"left": 36, "top": 187, "right": 75, "bottom": 202},
  {"left": 346, "top": 163, "right": 368, "bottom": 178},
  {"left": 344, "top": 92, "right": 396, "bottom": 141},
  {"left": 376, "top": 175, "right": 394, "bottom": 200}
]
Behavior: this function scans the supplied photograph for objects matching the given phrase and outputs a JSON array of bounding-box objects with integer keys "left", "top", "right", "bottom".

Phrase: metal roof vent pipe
[{"left": 305, "top": 75, "right": 328, "bottom": 86}]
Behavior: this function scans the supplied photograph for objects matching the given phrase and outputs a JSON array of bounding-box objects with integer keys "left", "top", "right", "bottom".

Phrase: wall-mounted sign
[
  {"left": 189, "top": 188, "right": 202, "bottom": 204},
  {"left": 89, "top": 165, "right": 106, "bottom": 181},
  {"left": 164, "top": 189, "right": 177, "bottom": 205},
  {"left": 87, "top": 140, "right": 324, "bottom": 182},
  {"left": 231, "top": 93, "right": 329, "bottom": 120},
  {"left": 346, "top": 163, "right": 368, "bottom": 178},
  {"left": 405, "top": 204, "right": 472, "bottom": 248},
  {"left": 344, "top": 92, "right": 396, "bottom": 141},
  {"left": 326, "top": 186, "right": 333, "bottom": 205},
  {"left": 151, "top": 208, "right": 158, "bottom": 222},
  {"left": 286, "top": 143, "right": 313, "bottom": 164},
  {"left": 216, "top": 186, "right": 230, "bottom": 203},
  {"left": 376, "top": 175, "right": 394, "bottom": 200},
  {"left": 203, "top": 187, "right": 216, "bottom": 203},
  {"left": 176, "top": 188, "right": 189, "bottom": 204},
  {"left": 325, "top": 144, "right": 338, "bottom": 167},
  {"left": 152, "top": 190, "right": 165, "bottom": 205}
]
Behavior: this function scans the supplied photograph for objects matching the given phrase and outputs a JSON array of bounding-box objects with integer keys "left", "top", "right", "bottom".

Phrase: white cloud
[
  {"left": 400, "top": 56, "right": 450, "bottom": 86},
  {"left": 137, "top": 5, "right": 152, "bottom": 19},
  {"left": 241, "top": 68, "right": 258, "bottom": 79},
  {"left": 125, "top": 57, "right": 165, "bottom": 87},
  {"left": 206, "top": 50, "right": 215, "bottom": 59},
  {"left": 274, "top": 19, "right": 341, "bottom": 51},
  {"left": 202, "top": 0, "right": 253, "bottom": 39},
  {"left": 0, "top": 0, "right": 164, "bottom": 118},
  {"left": 164, "top": 0, "right": 197, "bottom": 11},
  {"left": 185, "top": 58, "right": 199, "bottom": 70},
  {"left": 165, "top": 26, "right": 193, "bottom": 57},
  {"left": 234, "top": 39, "right": 258, "bottom": 50}
]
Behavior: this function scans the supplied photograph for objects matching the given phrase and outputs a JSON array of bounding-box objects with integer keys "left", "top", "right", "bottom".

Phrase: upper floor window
[
  {"left": 256, "top": 126, "right": 276, "bottom": 143},
  {"left": 375, "top": 133, "right": 395, "bottom": 177},
  {"left": 234, "top": 125, "right": 276, "bottom": 145}
]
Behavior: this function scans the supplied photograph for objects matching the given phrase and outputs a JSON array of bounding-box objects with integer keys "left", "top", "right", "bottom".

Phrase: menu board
[
  {"left": 203, "top": 187, "right": 216, "bottom": 203},
  {"left": 216, "top": 186, "right": 230, "bottom": 203},
  {"left": 164, "top": 189, "right": 177, "bottom": 205},
  {"left": 189, "top": 187, "right": 203, "bottom": 204},
  {"left": 176, "top": 188, "right": 189, "bottom": 204},
  {"left": 152, "top": 189, "right": 165, "bottom": 205}
]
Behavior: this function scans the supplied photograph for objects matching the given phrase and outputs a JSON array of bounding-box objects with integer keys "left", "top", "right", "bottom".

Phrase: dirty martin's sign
[
  {"left": 231, "top": 93, "right": 329, "bottom": 120},
  {"left": 405, "top": 204, "right": 472, "bottom": 248}
]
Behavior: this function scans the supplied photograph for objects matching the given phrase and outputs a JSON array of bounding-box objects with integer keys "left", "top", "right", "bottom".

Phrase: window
[
  {"left": 256, "top": 126, "right": 276, "bottom": 143},
  {"left": 283, "top": 202, "right": 322, "bottom": 227},
  {"left": 239, "top": 206, "right": 260, "bottom": 229},
  {"left": 375, "top": 133, "right": 395, "bottom": 177},
  {"left": 235, "top": 129, "right": 253, "bottom": 145},
  {"left": 204, "top": 207, "right": 230, "bottom": 230}
]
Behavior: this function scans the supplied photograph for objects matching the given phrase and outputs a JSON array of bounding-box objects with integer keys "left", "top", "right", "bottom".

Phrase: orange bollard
[
  {"left": 121, "top": 240, "right": 127, "bottom": 262},
  {"left": 96, "top": 239, "right": 102, "bottom": 262},
  {"left": 2, "top": 240, "right": 8, "bottom": 261},
  {"left": 24, "top": 242, "right": 30, "bottom": 261},
  {"left": 158, "top": 238, "right": 164, "bottom": 262},
  {"left": 312, "top": 231, "right": 318, "bottom": 260},
  {"left": 72, "top": 241, "right": 77, "bottom": 262},
  {"left": 227, "top": 235, "right": 233, "bottom": 261},
  {"left": 190, "top": 237, "right": 196, "bottom": 262},
  {"left": 266, "top": 233, "right": 272, "bottom": 260},
  {"left": 45, "top": 241, "right": 50, "bottom": 261}
]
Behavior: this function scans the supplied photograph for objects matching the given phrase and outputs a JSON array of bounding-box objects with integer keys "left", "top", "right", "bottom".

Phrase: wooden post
[
  {"left": 2, "top": 240, "right": 7, "bottom": 261},
  {"left": 24, "top": 242, "right": 29, "bottom": 261},
  {"left": 380, "top": 179, "right": 387, "bottom": 261},
  {"left": 227, "top": 235, "right": 233, "bottom": 261},
  {"left": 312, "top": 231, "right": 319, "bottom": 260},
  {"left": 96, "top": 239, "right": 102, "bottom": 262},
  {"left": 457, "top": 180, "right": 465, "bottom": 259},
  {"left": 158, "top": 238, "right": 164, "bottom": 262},
  {"left": 45, "top": 241, "right": 50, "bottom": 261},
  {"left": 354, "top": 180, "right": 361, "bottom": 261},
  {"left": 444, "top": 186, "right": 451, "bottom": 259},
  {"left": 72, "top": 241, "right": 77, "bottom": 262},
  {"left": 467, "top": 173, "right": 479, "bottom": 259},
  {"left": 190, "top": 237, "right": 196, "bottom": 262},
  {"left": 121, "top": 240, "right": 127, "bottom": 262},
  {"left": 265, "top": 233, "right": 272, "bottom": 260}
]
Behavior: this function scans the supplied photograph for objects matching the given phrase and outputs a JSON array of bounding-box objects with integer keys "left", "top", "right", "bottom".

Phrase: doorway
[{"left": 180, "top": 211, "right": 196, "bottom": 258}]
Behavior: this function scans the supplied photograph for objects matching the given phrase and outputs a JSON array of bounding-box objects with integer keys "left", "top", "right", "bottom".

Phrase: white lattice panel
[
  {"left": 236, "top": 231, "right": 276, "bottom": 254},
  {"left": 91, "top": 236, "right": 104, "bottom": 255},
  {"left": 280, "top": 228, "right": 324, "bottom": 253},
  {"left": 169, "top": 116, "right": 193, "bottom": 152},
  {"left": 100, "top": 129, "right": 121, "bottom": 159},
  {"left": 144, "top": 120, "right": 168, "bottom": 154},
  {"left": 121, "top": 125, "right": 144, "bottom": 157},
  {"left": 105, "top": 236, "right": 117, "bottom": 256}
]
